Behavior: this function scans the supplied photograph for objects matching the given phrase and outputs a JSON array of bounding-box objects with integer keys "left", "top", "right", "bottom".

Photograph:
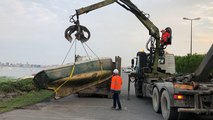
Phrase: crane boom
[
  {"left": 76, "top": 0, "right": 116, "bottom": 15},
  {"left": 75, "top": 0, "right": 160, "bottom": 40},
  {"left": 69, "top": 0, "right": 162, "bottom": 73}
]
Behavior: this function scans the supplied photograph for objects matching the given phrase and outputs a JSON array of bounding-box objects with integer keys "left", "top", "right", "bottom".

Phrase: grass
[
  {"left": 0, "top": 76, "right": 16, "bottom": 83},
  {"left": 0, "top": 77, "right": 54, "bottom": 113},
  {"left": 0, "top": 90, "right": 54, "bottom": 113},
  {"left": 0, "top": 78, "right": 35, "bottom": 93}
]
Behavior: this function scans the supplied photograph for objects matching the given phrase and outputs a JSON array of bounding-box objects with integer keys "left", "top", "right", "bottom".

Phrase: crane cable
[
  {"left": 81, "top": 42, "right": 91, "bottom": 60},
  {"left": 61, "top": 39, "right": 76, "bottom": 65},
  {"left": 54, "top": 40, "right": 104, "bottom": 96},
  {"left": 84, "top": 43, "right": 100, "bottom": 59},
  {"left": 84, "top": 43, "right": 104, "bottom": 88},
  {"left": 84, "top": 42, "right": 104, "bottom": 80},
  {"left": 53, "top": 39, "right": 77, "bottom": 95}
]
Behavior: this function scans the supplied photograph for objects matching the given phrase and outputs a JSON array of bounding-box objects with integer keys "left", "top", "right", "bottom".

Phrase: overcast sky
[{"left": 0, "top": 0, "right": 212, "bottom": 66}]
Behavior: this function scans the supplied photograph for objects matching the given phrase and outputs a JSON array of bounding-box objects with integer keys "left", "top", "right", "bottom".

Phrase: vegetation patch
[
  {"left": 0, "top": 76, "right": 16, "bottom": 83},
  {"left": 175, "top": 54, "right": 213, "bottom": 75},
  {"left": 0, "top": 90, "right": 54, "bottom": 113},
  {"left": 0, "top": 78, "right": 35, "bottom": 93},
  {"left": 0, "top": 77, "right": 54, "bottom": 113},
  {"left": 176, "top": 54, "right": 202, "bottom": 73}
]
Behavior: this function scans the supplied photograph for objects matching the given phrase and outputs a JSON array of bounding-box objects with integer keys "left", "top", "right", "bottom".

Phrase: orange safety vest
[{"left": 110, "top": 75, "right": 122, "bottom": 91}]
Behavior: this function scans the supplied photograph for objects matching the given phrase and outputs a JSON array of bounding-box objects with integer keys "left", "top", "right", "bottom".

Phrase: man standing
[{"left": 110, "top": 69, "right": 122, "bottom": 110}]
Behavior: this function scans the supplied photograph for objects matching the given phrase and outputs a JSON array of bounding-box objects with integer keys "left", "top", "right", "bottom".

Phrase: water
[{"left": 0, "top": 66, "right": 44, "bottom": 78}]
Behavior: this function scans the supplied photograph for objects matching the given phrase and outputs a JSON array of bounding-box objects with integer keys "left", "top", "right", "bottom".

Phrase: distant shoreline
[
  {"left": 0, "top": 62, "right": 59, "bottom": 68},
  {"left": 0, "top": 65, "right": 45, "bottom": 68},
  {"left": 0, "top": 67, "right": 43, "bottom": 79}
]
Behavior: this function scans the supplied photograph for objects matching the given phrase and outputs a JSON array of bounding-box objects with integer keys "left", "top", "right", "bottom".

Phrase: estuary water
[{"left": 0, "top": 66, "right": 44, "bottom": 79}]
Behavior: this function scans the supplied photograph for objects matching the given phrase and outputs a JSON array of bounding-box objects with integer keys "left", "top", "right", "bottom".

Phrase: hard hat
[{"left": 113, "top": 69, "right": 119, "bottom": 74}]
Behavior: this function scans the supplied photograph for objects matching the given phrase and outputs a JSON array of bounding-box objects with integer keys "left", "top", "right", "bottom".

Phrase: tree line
[{"left": 175, "top": 54, "right": 211, "bottom": 74}]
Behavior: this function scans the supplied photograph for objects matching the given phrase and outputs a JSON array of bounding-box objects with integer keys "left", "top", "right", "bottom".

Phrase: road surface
[{"left": 0, "top": 73, "right": 212, "bottom": 120}]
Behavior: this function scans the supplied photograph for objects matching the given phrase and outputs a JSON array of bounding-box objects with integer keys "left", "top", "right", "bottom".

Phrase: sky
[{"left": 0, "top": 0, "right": 212, "bottom": 67}]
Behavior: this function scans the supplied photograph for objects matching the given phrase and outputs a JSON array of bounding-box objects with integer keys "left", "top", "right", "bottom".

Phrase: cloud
[
  {"left": 0, "top": 0, "right": 213, "bottom": 66},
  {"left": 0, "top": 0, "right": 69, "bottom": 64},
  {"left": 189, "top": 2, "right": 213, "bottom": 26},
  {"left": 181, "top": 1, "right": 213, "bottom": 43},
  {"left": 0, "top": 0, "right": 65, "bottom": 42}
]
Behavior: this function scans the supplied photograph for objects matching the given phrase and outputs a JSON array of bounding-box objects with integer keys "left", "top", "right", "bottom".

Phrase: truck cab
[{"left": 132, "top": 51, "right": 175, "bottom": 75}]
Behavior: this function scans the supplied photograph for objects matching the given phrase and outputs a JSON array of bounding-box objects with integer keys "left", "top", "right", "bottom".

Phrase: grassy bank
[
  {"left": 0, "top": 76, "right": 16, "bottom": 83},
  {"left": 0, "top": 90, "right": 53, "bottom": 113},
  {"left": 0, "top": 77, "right": 54, "bottom": 113},
  {"left": 0, "top": 78, "right": 35, "bottom": 93}
]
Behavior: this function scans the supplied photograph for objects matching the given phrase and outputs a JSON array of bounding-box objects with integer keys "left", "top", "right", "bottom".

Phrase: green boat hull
[{"left": 33, "top": 58, "right": 113, "bottom": 97}]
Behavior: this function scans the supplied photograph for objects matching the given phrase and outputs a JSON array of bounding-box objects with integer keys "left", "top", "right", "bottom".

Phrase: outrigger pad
[{"left": 64, "top": 24, "right": 90, "bottom": 43}]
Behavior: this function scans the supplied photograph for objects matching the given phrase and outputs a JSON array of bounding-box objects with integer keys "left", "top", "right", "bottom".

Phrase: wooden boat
[{"left": 33, "top": 57, "right": 114, "bottom": 98}]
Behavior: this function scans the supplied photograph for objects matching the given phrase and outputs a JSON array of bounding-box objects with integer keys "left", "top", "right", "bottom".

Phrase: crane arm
[
  {"left": 118, "top": 0, "right": 160, "bottom": 40},
  {"left": 75, "top": 0, "right": 160, "bottom": 41},
  {"left": 67, "top": 0, "right": 162, "bottom": 73},
  {"left": 76, "top": 0, "right": 116, "bottom": 15}
]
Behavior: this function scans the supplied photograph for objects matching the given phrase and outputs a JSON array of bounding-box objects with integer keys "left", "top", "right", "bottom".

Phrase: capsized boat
[{"left": 33, "top": 57, "right": 114, "bottom": 98}]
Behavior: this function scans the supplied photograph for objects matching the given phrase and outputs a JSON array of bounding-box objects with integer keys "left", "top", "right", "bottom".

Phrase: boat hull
[{"left": 33, "top": 58, "right": 113, "bottom": 97}]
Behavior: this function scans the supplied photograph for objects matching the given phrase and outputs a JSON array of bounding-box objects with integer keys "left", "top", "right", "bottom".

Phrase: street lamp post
[{"left": 183, "top": 17, "right": 200, "bottom": 55}]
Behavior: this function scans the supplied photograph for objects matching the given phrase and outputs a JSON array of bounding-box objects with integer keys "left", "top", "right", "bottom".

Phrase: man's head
[
  {"left": 113, "top": 69, "right": 119, "bottom": 74},
  {"left": 161, "top": 29, "right": 166, "bottom": 33}
]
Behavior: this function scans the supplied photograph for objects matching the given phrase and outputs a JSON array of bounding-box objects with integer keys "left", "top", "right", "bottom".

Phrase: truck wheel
[
  {"left": 152, "top": 87, "right": 161, "bottom": 113},
  {"left": 161, "top": 90, "right": 178, "bottom": 120}
]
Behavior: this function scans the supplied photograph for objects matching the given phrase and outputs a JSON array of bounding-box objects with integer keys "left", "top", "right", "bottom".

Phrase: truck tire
[
  {"left": 152, "top": 87, "right": 161, "bottom": 113},
  {"left": 161, "top": 90, "right": 179, "bottom": 120}
]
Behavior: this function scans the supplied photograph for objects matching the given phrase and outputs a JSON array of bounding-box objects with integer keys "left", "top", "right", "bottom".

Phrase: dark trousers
[{"left": 112, "top": 91, "right": 121, "bottom": 109}]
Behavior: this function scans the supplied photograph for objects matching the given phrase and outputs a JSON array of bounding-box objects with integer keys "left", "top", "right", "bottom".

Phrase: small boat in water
[{"left": 33, "top": 57, "right": 115, "bottom": 98}]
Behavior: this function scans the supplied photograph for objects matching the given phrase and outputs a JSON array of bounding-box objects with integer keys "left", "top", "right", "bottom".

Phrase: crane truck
[{"left": 64, "top": 0, "right": 213, "bottom": 120}]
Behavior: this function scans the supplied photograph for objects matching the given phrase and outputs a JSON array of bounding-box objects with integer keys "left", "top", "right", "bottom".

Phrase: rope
[
  {"left": 61, "top": 39, "right": 76, "bottom": 65},
  {"left": 54, "top": 63, "right": 76, "bottom": 94},
  {"left": 55, "top": 39, "right": 107, "bottom": 96},
  {"left": 85, "top": 43, "right": 100, "bottom": 59},
  {"left": 81, "top": 42, "right": 91, "bottom": 60},
  {"left": 74, "top": 39, "right": 77, "bottom": 62},
  {"left": 82, "top": 42, "right": 104, "bottom": 80},
  {"left": 55, "top": 39, "right": 77, "bottom": 95},
  {"left": 83, "top": 42, "right": 104, "bottom": 83},
  {"left": 98, "top": 60, "right": 104, "bottom": 81}
]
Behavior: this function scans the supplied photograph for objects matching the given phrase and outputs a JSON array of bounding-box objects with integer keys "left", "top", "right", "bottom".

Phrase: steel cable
[
  {"left": 84, "top": 43, "right": 100, "bottom": 59},
  {"left": 61, "top": 39, "right": 76, "bottom": 65},
  {"left": 81, "top": 42, "right": 91, "bottom": 60}
]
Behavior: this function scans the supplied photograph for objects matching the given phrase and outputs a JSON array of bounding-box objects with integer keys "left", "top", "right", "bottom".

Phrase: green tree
[{"left": 175, "top": 54, "right": 205, "bottom": 74}]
